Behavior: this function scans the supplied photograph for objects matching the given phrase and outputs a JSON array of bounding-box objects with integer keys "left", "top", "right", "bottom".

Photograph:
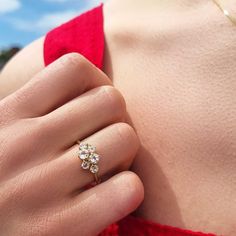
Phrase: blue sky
[{"left": 0, "top": 0, "right": 103, "bottom": 49}]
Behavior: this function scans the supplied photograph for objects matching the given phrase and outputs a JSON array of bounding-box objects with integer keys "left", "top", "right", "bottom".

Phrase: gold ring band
[
  {"left": 77, "top": 141, "right": 101, "bottom": 184},
  {"left": 212, "top": 0, "right": 236, "bottom": 26}
]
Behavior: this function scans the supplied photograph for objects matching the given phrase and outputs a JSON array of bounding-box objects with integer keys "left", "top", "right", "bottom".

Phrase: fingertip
[
  {"left": 117, "top": 123, "right": 140, "bottom": 155},
  {"left": 112, "top": 171, "right": 144, "bottom": 217},
  {"left": 70, "top": 171, "right": 144, "bottom": 235}
]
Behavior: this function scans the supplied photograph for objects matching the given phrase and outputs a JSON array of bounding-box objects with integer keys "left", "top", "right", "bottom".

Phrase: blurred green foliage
[{"left": 0, "top": 47, "right": 21, "bottom": 70}]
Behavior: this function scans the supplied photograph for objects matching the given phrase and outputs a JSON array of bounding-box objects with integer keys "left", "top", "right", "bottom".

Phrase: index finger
[{"left": 1, "top": 53, "right": 111, "bottom": 119}]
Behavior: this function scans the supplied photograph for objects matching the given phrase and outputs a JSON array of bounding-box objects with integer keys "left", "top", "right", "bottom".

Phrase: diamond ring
[{"left": 77, "top": 141, "right": 101, "bottom": 184}]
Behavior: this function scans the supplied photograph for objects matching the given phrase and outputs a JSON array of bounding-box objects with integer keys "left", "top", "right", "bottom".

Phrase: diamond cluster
[{"left": 78, "top": 143, "right": 100, "bottom": 174}]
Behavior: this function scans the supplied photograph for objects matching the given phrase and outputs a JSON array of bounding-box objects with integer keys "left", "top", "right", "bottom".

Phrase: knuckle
[
  {"left": 112, "top": 123, "right": 140, "bottom": 163},
  {"left": 59, "top": 53, "right": 88, "bottom": 70},
  {"left": 112, "top": 171, "right": 144, "bottom": 219},
  {"left": 31, "top": 116, "right": 48, "bottom": 130},
  {"left": 101, "top": 86, "right": 126, "bottom": 118},
  {"left": 122, "top": 171, "right": 144, "bottom": 200},
  {"left": 115, "top": 122, "right": 139, "bottom": 147},
  {"left": 123, "top": 171, "right": 142, "bottom": 187}
]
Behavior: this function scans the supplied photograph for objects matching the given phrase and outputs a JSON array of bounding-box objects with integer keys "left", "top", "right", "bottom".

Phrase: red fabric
[
  {"left": 44, "top": 4, "right": 104, "bottom": 68},
  {"left": 44, "top": 4, "right": 217, "bottom": 236},
  {"left": 99, "top": 216, "right": 216, "bottom": 236}
]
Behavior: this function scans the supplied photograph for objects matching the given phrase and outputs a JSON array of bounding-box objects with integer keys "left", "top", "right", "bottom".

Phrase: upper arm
[{"left": 0, "top": 37, "right": 45, "bottom": 99}]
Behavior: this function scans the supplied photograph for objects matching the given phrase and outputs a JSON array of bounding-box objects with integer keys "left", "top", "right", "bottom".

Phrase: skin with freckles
[
  {"left": 0, "top": 54, "right": 144, "bottom": 236},
  {"left": 0, "top": 0, "right": 236, "bottom": 235}
]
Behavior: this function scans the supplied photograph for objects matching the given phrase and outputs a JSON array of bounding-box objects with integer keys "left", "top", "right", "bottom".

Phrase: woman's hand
[{"left": 0, "top": 53, "right": 144, "bottom": 236}]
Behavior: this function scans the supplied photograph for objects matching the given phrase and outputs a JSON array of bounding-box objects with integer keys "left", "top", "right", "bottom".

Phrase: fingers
[
  {"left": 30, "top": 123, "right": 139, "bottom": 198},
  {"left": 46, "top": 172, "right": 144, "bottom": 236},
  {"left": 2, "top": 53, "right": 111, "bottom": 119},
  {"left": 1, "top": 171, "right": 144, "bottom": 236},
  {"left": 37, "top": 85, "right": 126, "bottom": 150},
  {"left": 0, "top": 85, "right": 127, "bottom": 179}
]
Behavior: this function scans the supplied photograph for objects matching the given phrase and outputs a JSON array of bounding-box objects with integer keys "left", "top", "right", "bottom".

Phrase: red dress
[{"left": 44, "top": 4, "right": 217, "bottom": 236}]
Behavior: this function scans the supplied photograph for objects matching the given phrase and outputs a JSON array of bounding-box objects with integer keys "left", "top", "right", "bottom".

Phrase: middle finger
[{"left": 38, "top": 85, "right": 126, "bottom": 151}]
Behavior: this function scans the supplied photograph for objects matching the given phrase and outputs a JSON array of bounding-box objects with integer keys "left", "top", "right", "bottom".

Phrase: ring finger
[{"left": 29, "top": 122, "right": 139, "bottom": 200}]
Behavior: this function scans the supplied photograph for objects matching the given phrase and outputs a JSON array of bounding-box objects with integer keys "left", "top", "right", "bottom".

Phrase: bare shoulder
[{"left": 0, "top": 37, "right": 45, "bottom": 99}]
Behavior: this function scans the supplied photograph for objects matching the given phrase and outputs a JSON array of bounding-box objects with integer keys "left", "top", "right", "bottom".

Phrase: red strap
[{"left": 44, "top": 4, "right": 104, "bottom": 69}]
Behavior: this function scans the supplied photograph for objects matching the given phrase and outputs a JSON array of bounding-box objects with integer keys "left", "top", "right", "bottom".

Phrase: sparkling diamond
[
  {"left": 79, "top": 143, "right": 96, "bottom": 153},
  {"left": 90, "top": 164, "right": 99, "bottom": 173},
  {"left": 78, "top": 149, "right": 89, "bottom": 160},
  {"left": 81, "top": 160, "right": 90, "bottom": 170},
  {"left": 79, "top": 143, "right": 88, "bottom": 150},
  {"left": 87, "top": 144, "right": 96, "bottom": 153},
  {"left": 89, "top": 153, "right": 100, "bottom": 164}
]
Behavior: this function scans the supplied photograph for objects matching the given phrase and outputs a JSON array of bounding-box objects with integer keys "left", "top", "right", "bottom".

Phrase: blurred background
[{"left": 0, "top": 0, "right": 104, "bottom": 69}]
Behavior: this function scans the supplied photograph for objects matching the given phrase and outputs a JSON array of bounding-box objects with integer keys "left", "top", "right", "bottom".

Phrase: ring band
[
  {"left": 77, "top": 141, "right": 101, "bottom": 184},
  {"left": 212, "top": 0, "right": 236, "bottom": 26}
]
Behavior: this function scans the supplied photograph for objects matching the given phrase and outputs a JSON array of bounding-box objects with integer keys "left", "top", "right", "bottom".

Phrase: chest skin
[{"left": 103, "top": 1, "right": 236, "bottom": 235}]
